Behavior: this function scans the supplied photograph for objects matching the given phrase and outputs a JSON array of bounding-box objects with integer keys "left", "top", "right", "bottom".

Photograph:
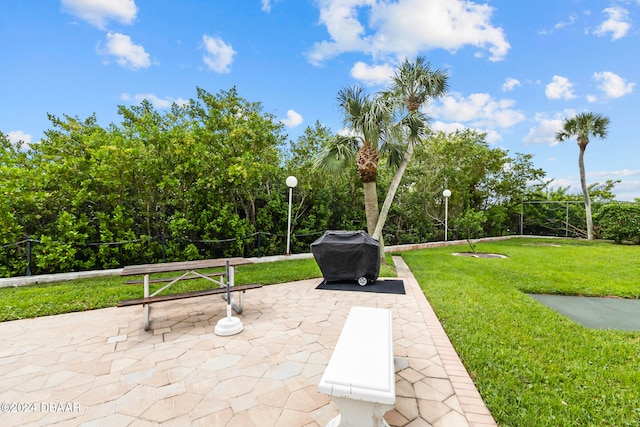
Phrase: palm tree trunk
[
  {"left": 363, "top": 181, "right": 379, "bottom": 235},
  {"left": 372, "top": 143, "right": 414, "bottom": 261},
  {"left": 578, "top": 148, "right": 594, "bottom": 240}
]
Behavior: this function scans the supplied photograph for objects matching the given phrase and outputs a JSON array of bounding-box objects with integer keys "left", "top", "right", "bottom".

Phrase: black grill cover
[{"left": 310, "top": 230, "right": 380, "bottom": 283}]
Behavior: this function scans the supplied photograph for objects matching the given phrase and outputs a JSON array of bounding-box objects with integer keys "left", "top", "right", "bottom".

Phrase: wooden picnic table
[{"left": 119, "top": 257, "right": 259, "bottom": 331}]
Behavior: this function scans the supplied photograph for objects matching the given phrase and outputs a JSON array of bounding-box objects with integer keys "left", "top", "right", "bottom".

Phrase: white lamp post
[
  {"left": 443, "top": 189, "right": 451, "bottom": 241},
  {"left": 286, "top": 176, "right": 298, "bottom": 255}
]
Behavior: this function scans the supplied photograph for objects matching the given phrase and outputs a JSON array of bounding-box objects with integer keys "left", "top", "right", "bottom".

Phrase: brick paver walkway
[{"left": 0, "top": 256, "right": 496, "bottom": 426}]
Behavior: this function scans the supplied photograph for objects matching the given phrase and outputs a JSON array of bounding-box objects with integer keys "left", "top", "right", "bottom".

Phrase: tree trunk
[
  {"left": 372, "top": 143, "right": 415, "bottom": 262},
  {"left": 363, "top": 181, "right": 379, "bottom": 236},
  {"left": 578, "top": 147, "right": 594, "bottom": 240}
]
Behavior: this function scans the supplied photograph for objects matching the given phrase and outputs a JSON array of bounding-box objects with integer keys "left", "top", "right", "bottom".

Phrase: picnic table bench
[{"left": 118, "top": 258, "right": 261, "bottom": 331}]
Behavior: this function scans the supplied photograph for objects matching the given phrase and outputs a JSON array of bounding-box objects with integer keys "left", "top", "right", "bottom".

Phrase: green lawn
[{"left": 401, "top": 238, "right": 640, "bottom": 427}]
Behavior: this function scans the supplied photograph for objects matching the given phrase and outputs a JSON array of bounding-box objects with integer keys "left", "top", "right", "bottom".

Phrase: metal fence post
[
  {"left": 565, "top": 202, "right": 569, "bottom": 237},
  {"left": 257, "top": 231, "right": 261, "bottom": 258},
  {"left": 161, "top": 232, "right": 166, "bottom": 263},
  {"left": 26, "top": 237, "right": 32, "bottom": 276}
]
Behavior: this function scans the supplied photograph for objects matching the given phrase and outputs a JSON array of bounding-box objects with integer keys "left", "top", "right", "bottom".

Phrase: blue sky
[{"left": 2, "top": 0, "right": 639, "bottom": 200}]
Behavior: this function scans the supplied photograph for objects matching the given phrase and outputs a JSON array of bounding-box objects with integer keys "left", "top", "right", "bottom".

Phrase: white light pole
[
  {"left": 286, "top": 176, "right": 298, "bottom": 255},
  {"left": 443, "top": 189, "right": 451, "bottom": 241}
]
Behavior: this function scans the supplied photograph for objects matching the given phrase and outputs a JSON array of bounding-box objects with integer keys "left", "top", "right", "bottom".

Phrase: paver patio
[{"left": 0, "top": 256, "right": 496, "bottom": 427}]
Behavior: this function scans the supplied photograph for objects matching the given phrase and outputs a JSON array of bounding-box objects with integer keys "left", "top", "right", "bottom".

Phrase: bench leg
[{"left": 326, "top": 396, "right": 392, "bottom": 427}]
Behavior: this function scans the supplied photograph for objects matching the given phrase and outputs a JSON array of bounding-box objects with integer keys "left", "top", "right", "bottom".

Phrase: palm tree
[
  {"left": 555, "top": 112, "right": 610, "bottom": 240},
  {"left": 372, "top": 57, "right": 449, "bottom": 243},
  {"left": 315, "top": 86, "right": 394, "bottom": 235}
]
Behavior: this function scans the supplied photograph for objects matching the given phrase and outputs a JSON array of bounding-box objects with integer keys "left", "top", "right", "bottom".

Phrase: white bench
[{"left": 318, "top": 306, "right": 395, "bottom": 427}]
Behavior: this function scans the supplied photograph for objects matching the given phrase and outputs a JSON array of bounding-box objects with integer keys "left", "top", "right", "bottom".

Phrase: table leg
[
  {"left": 143, "top": 274, "right": 150, "bottom": 331},
  {"left": 228, "top": 267, "right": 242, "bottom": 313}
]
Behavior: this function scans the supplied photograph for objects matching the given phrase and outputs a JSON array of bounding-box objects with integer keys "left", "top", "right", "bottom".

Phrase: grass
[
  {"left": 401, "top": 238, "right": 640, "bottom": 427},
  {"left": 0, "top": 254, "right": 396, "bottom": 321}
]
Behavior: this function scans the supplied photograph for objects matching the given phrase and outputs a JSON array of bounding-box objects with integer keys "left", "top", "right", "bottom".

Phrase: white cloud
[
  {"left": 307, "top": 0, "right": 509, "bottom": 65},
  {"left": 261, "top": 0, "right": 271, "bottom": 12},
  {"left": 502, "top": 77, "right": 521, "bottom": 92},
  {"left": 589, "top": 169, "right": 640, "bottom": 178},
  {"left": 606, "top": 180, "right": 640, "bottom": 201},
  {"left": 554, "top": 14, "right": 578, "bottom": 30},
  {"left": 428, "top": 92, "right": 525, "bottom": 129},
  {"left": 540, "top": 13, "right": 579, "bottom": 35},
  {"left": 61, "top": 0, "right": 137, "bottom": 30},
  {"left": 546, "top": 177, "right": 577, "bottom": 193},
  {"left": 120, "top": 93, "right": 188, "bottom": 108},
  {"left": 586, "top": 170, "right": 640, "bottom": 201},
  {"left": 594, "top": 6, "right": 631, "bottom": 40},
  {"left": 99, "top": 32, "right": 150, "bottom": 69},
  {"left": 593, "top": 71, "right": 635, "bottom": 98},
  {"left": 350, "top": 62, "right": 394, "bottom": 86},
  {"left": 281, "top": 110, "right": 303, "bottom": 128},
  {"left": 202, "top": 35, "right": 236, "bottom": 73},
  {"left": 430, "top": 121, "right": 466, "bottom": 134},
  {"left": 545, "top": 75, "right": 576, "bottom": 100},
  {"left": 522, "top": 111, "right": 575, "bottom": 146},
  {"left": 7, "top": 130, "right": 32, "bottom": 146},
  {"left": 337, "top": 127, "right": 361, "bottom": 138},
  {"left": 426, "top": 92, "right": 523, "bottom": 144}
]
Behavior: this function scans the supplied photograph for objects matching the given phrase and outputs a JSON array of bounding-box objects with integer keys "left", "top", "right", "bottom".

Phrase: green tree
[
  {"left": 315, "top": 58, "right": 449, "bottom": 262},
  {"left": 315, "top": 86, "right": 393, "bottom": 235},
  {"left": 186, "top": 87, "right": 285, "bottom": 255},
  {"left": 281, "top": 122, "right": 365, "bottom": 252},
  {"left": 372, "top": 57, "right": 448, "bottom": 248},
  {"left": 400, "top": 129, "right": 545, "bottom": 237},
  {"left": 454, "top": 209, "right": 487, "bottom": 254},
  {"left": 555, "top": 112, "right": 610, "bottom": 240},
  {"left": 0, "top": 132, "right": 30, "bottom": 275}
]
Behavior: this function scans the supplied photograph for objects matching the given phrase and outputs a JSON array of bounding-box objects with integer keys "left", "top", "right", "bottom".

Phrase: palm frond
[
  {"left": 555, "top": 112, "right": 610, "bottom": 144},
  {"left": 380, "top": 138, "right": 406, "bottom": 170},
  {"left": 313, "top": 135, "right": 359, "bottom": 174},
  {"left": 387, "top": 56, "right": 449, "bottom": 112}
]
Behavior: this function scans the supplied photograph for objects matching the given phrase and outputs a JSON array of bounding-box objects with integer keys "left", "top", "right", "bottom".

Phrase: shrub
[{"left": 595, "top": 203, "right": 640, "bottom": 244}]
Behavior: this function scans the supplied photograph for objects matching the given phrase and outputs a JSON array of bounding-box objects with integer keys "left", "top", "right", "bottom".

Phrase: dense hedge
[{"left": 596, "top": 203, "right": 640, "bottom": 244}]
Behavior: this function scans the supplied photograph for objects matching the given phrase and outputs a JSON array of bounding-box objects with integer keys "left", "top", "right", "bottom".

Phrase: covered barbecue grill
[{"left": 310, "top": 230, "right": 380, "bottom": 285}]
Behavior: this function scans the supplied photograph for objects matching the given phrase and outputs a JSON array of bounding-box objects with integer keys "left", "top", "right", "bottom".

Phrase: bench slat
[
  {"left": 117, "top": 283, "right": 262, "bottom": 307},
  {"left": 124, "top": 271, "right": 226, "bottom": 285}
]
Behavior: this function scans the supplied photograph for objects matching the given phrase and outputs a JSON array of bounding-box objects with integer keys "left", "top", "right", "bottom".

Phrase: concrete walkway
[{"left": 0, "top": 256, "right": 496, "bottom": 427}]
